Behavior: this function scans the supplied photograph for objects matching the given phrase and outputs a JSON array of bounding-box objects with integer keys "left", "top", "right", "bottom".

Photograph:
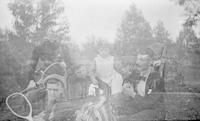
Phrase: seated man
[
  {"left": 125, "top": 49, "right": 165, "bottom": 97},
  {"left": 122, "top": 53, "right": 151, "bottom": 97},
  {"left": 110, "top": 49, "right": 166, "bottom": 120}
]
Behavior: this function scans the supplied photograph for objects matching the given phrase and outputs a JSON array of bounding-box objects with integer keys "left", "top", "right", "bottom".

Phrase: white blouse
[{"left": 95, "top": 55, "right": 115, "bottom": 85}]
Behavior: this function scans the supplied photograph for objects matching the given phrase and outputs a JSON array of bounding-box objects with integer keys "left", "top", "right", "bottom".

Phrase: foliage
[
  {"left": 7, "top": 0, "right": 70, "bottom": 64},
  {"left": 115, "top": 3, "right": 154, "bottom": 56},
  {"left": 82, "top": 36, "right": 112, "bottom": 59},
  {"left": 7, "top": 0, "right": 71, "bottom": 67},
  {"left": 172, "top": 0, "right": 200, "bottom": 83},
  {"left": 0, "top": 0, "right": 71, "bottom": 100},
  {"left": 174, "top": 0, "right": 200, "bottom": 26},
  {"left": 174, "top": 24, "right": 200, "bottom": 83},
  {"left": 8, "top": 0, "right": 70, "bottom": 45},
  {"left": 177, "top": 26, "right": 199, "bottom": 47},
  {"left": 176, "top": 26, "right": 199, "bottom": 63},
  {"left": 153, "top": 21, "right": 171, "bottom": 44},
  {"left": 0, "top": 41, "right": 22, "bottom": 99}
]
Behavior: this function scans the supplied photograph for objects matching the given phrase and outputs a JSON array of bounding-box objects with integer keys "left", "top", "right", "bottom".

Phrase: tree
[
  {"left": 8, "top": 0, "right": 70, "bottom": 45},
  {"left": 7, "top": 0, "right": 70, "bottom": 64},
  {"left": 8, "top": 0, "right": 35, "bottom": 42},
  {"left": 172, "top": 0, "right": 200, "bottom": 83},
  {"left": 175, "top": 25, "right": 200, "bottom": 71},
  {"left": 177, "top": 26, "right": 198, "bottom": 47},
  {"left": 153, "top": 21, "right": 171, "bottom": 44},
  {"left": 0, "top": 40, "right": 22, "bottom": 101},
  {"left": 33, "top": 0, "right": 70, "bottom": 44},
  {"left": 2, "top": 0, "right": 70, "bottom": 91},
  {"left": 115, "top": 3, "right": 154, "bottom": 56},
  {"left": 82, "top": 36, "right": 109, "bottom": 59},
  {"left": 173, "top": 0, "right": 200, "bottom": 26}
]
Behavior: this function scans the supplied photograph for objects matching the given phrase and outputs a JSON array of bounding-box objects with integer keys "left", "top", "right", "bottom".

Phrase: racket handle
[{"left": 28, "top": 117, "right": 34, "bottom": 121}]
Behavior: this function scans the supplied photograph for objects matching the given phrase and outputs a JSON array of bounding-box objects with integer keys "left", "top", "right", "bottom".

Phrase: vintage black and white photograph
[{"left": 0, "top": 0, "right": 200, "bottom": 120}]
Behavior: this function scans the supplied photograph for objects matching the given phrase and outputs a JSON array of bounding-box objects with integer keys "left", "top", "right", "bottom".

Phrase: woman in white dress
[
  {"left": 86, "top": 44, "right": 122, "bottom": 121},
  {"left": 90, "top": 44, "right": 123, "bottom": 95}
]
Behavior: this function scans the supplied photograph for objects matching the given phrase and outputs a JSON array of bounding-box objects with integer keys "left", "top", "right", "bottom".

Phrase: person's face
[
  {"left": 99, "top": 47, "right": 110, "bottom": 57},
  {"left": 136, "top": 54, "right": 150, "bottom": 71}
]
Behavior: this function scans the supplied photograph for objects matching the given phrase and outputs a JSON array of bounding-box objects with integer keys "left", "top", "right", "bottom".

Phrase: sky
[
  {"left": 0, "top": 0, "right": 185, "bottom": 44},
  {"left": 0, "top": 0, "right": 14, "bottom": 30}
]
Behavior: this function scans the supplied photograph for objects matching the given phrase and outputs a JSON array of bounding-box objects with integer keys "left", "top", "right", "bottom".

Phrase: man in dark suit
[
  {"left": 112, "top": 47, "right": 166, "bottom": 120},
  {"left": 28, "top": 40, "right": 60, "bottom": 82}
]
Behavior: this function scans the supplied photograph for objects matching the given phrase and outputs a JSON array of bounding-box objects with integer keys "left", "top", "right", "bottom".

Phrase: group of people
[
  {"left": 26, "top": 38, "right": 166, "bottom": 120},
  {"left": 75, "top": 43, "right": 166, "bottom": 121},
  {"left": 88, "top": 44, "right": 165, "bottom": 99}
]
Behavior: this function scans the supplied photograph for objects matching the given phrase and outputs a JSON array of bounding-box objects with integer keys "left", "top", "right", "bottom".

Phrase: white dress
[{"left": 95, "top": 55, "right": 123, "bottom": 95}]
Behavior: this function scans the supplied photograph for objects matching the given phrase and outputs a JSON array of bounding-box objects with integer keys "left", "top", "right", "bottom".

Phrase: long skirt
[{"left": 100, "top": 71, "right": 123, "bottom": 95}]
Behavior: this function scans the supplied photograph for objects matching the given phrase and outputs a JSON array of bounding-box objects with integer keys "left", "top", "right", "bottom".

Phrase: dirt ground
[
  {"left": 165, "top": 80, "right": 200, "bottom": 120},
  {"left": 1, "top": 80, "right": 200, "bottom": 121}
]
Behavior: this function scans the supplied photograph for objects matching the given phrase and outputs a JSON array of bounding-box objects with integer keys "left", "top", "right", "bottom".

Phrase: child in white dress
[{"left": 89, "top": 45, "right": 123, "bottom": 95}]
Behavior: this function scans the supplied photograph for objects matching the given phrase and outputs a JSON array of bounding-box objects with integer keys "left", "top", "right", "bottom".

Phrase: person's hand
[
  {"left": 28, "top": 80, "right": 37, "bottom": 88},
  {"left": 60, "top": 61, "right": 66, "bottom": 68}
]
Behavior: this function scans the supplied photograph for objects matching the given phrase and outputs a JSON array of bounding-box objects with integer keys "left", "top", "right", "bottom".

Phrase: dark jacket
[{"left": 28, "top": 41, "right": 59, "bottom": 81}]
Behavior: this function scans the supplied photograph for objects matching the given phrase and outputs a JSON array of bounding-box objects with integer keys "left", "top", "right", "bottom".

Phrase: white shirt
[
  {"left": 95, "top": 55, "right": 114, "bottom": 85},
  {"left": 94, "top": 55, "right": 123, "bottom": 95}
]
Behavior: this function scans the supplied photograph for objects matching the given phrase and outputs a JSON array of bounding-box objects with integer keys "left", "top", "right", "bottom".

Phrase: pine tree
[
  {"left": 8, "top": 0, "right": 70, "bottom": 63},
  {"left": 153, "top": 21, "right": 171, "bottom": 44},
  {"left": 177, "top": 26, "right": 198, "bottom": 47},
  {"left": 115, "top": 3, "right": 153, "bottom": 56},
  {"left": 82, "top": 36, "right": 108, "bottom": 59},
  {"left": 8, "top": 0, "right": 70, "bottom": 45},
  {"left": 174, "top": 0, "right": 200, "bottom": 26}
]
